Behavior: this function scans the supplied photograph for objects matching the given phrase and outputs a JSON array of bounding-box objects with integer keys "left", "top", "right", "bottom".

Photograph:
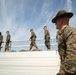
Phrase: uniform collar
[{"left": 60, "top": 25, "right": 70, "bottom": 34}]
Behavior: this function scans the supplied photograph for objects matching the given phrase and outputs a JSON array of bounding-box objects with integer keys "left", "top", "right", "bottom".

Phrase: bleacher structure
[{"left": 0, "top": 38, "right": 60, "bottom": 75}]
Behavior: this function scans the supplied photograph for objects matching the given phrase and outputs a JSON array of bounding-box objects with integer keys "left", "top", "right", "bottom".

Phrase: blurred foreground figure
[{"left": 52, "top": 10, "right": 76, "bottom": 75}]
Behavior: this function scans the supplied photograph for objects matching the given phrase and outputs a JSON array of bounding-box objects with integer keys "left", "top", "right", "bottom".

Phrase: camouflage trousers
[
  {"left": 0, "top": 43, "right": 2, "bottom": 51},
  {"left": 29, "top": 41, "right": 38, "bottom": 50},
  {"left": 58, "top": 58, "right": 76, "bottom": 75},
  {"left": 45, "top": 40, "right": 50, "bottom": 49},
  {"left": 5, "top": 42, "right": 10, "bottom": 51}
]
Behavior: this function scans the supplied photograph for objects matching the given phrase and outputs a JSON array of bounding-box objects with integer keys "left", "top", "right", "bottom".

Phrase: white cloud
[
  {"left": 35, "top": 0, "right": 56, "bottom": 38},
  {"left": 11, "top": 23, "right": 30, "bottom": 41},
  {"left": 64, "top": 0, "right": 76, "bottom": 28},
  {"left": 0, "top": 0, "right": 75, "bottom": 42},
  {"left": 18, "top": 0, "right": 55, "bottom": 40},
  {"left": 40, "top": 0, "right": 52, "bottom": 17},
  {"left": 0, "top": 0, "right": 29, "bottom": 41},
  {"left": 65, "top": 0, "right": 72, "bottom": 12}
]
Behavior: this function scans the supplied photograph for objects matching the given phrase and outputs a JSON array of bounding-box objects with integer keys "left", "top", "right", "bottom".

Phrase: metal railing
[{"left": 0, "top": 37, "right": 58, "bottom": 52}]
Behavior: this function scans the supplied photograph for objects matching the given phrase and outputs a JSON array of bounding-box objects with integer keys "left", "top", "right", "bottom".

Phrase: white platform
[{"left": 0, "top": 51, "right": 60, "bottom": 75}]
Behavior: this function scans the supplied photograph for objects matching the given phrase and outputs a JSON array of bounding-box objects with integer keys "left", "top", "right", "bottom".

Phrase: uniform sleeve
[
  {"left": 2, "top": 35, "right": 3, "bottom": 41},
  {"left": 45, "top": 30, "right": 50, "bottom": 36},
  {"left": 30, "top": 32, "right": 35, "bottom": 39},
  {"left": 1, "top": 35, "right": 3, "bottom": 41},
  {"left": 65, "top": 29, "right": 76, "bottom": 49},
  {"left": 8, "top": 35, "right": 10, "bottom": 41},
  {"left": 6, "top": 35, "right": 10, "bottom": 42},
  {"left": 45, "top": 30, "right": 47, "bottom": 36},
  {"left": 63, "top": 28, "right": 76, "bottom": 62},
  {"left": 56, "top": 31, "right": 58, "bottom": 40}
]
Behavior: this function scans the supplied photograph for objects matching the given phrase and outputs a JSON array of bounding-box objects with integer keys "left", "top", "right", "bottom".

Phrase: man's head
[
  {"left": 52, "top": 10, "right": 73, "bottom": 30},
  {"left": 55, "top": 17, "right": 70, "bottom": 30},
  {"left": 6, "top": 31, "right": 9, "bottom": 34},
  {"left": 43, "top": 26, "right": 47, "bottom": 30},
  {"left": 30, "top": 29, "right": 33, "bottom": 32}
]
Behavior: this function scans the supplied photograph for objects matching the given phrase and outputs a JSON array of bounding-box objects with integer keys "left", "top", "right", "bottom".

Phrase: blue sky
[
  {"left": 0, "top": 0, "right": 76, "bottom": 41},
  {"left": 0, "top": 0, "right": 76, "bottom": 50}
]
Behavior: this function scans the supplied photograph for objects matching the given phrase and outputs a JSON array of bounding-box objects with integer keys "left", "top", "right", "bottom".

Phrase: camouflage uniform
[
  {"left": 29, "top": 31, "right": 38, "bottom": 51},
  {"left": 56, "top": 30, "right": 61, "bottom": 42},
  {"left": 57, "top": 26, "right": 76, "bottom": 75},
  {"left": 44, "top": 29, "right": 50, "bottom": 49},
  {"left": 5, "top": 34, "right": 11, "bottom": 51},
  {"left": 0, "top": 35, "right": 3, "bottom": 51}
]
